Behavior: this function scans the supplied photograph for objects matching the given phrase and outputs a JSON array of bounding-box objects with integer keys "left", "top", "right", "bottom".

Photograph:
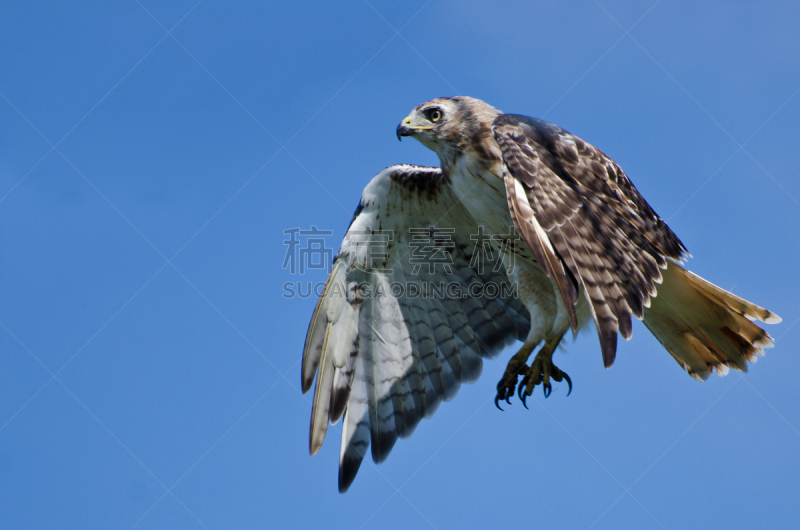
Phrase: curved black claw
[
  {"left": 495, "top": 378, "right": 515, "bottom": 411},
  {"left": 517, "top": 375, "right": 529, "bottom": 401},
  {"left": 563, "top": 372, "right": 572, "bottom": 396},
  {"left": 494, "top": 393, "right": 512, "bottom": 411},
  {"left": 517, "top": 374, "right": 532, "bottom": 409},
  {"left": 543, "top": 381, "right": 552, "bottom": 398},
  {"left": 494, "top": 395, "right": 504, "bottom": 411}
]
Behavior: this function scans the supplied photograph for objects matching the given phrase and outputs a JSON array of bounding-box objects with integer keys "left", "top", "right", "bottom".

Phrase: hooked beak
[
  {"left": 396, "top": 115, "right": 433, "bottom": 141},
  {"left": 396, "top": 121, "right": 413, "bottom": 141}
]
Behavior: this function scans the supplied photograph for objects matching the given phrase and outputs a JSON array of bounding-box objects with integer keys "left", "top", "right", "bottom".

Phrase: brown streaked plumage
[
  {"left": 303, "top": 96, "right": 781, "bottom": 492},
  {"left": 493, "top": 113, "right": 686, "bottom": 366}
]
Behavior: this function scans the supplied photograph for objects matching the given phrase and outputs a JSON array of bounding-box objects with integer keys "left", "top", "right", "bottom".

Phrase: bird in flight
[{"left": 301, "top": 96, "right": 781, "bottom": 492}]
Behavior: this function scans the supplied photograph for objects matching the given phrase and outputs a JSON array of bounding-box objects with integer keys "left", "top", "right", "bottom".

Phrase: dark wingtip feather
[
  {"left": 601, "top": 329, "right": 618, "bottom": 368},
  {"left": 618, "top": 313, "right": 633, "bottom": 341},
  {"left": 329, "top": 388, "right": 350, "bottom": 426},
  {"left": 370, "top": 430, "right": 399, "bottom": 464},
  {"left": 338, "top": 456, "right": 364, "bottom": 493}
]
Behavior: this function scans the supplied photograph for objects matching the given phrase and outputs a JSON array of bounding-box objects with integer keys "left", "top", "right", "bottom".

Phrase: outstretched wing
[
  {"left": 302, "top": 164, "right": 530, "bottom": 492},
  {"left": 492, "top": 114, "right": 688, "bottom": 368}
]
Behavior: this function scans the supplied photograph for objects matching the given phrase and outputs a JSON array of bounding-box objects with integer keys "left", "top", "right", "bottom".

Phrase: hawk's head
[{"left": 397, "top": 97, "right": 502, "bottom": 164}]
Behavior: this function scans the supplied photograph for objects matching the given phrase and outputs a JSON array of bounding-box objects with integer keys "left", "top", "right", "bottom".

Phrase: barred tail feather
[{"left": 643, "top": 262, "right": 781, "bottom": 381}]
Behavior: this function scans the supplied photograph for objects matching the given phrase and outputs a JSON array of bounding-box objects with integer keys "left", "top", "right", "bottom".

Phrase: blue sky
[{"left": 2, "top": 1, "right": 799, "bottom": 528}]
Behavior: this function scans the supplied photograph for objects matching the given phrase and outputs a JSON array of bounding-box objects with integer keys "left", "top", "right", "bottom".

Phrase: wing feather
[
  {"left": 493, "top": 114, "right": 687, "bottom": 367},
  {"left": 304, "top": 164, "right": 530, "bottom": 492},
  {"left": 504, "top": 169, "right": 579, "bottom": 330},
  {"left": 338, "top": 353, "right": 370, "bottom": 491}
]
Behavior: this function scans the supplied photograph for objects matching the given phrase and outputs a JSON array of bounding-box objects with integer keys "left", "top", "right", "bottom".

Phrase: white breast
[
  {"left": 448, "top": 154, "right": 512, "bottom": 236},
  {"left": 447, "top": 153, "right": 576, "bottom": 346}
]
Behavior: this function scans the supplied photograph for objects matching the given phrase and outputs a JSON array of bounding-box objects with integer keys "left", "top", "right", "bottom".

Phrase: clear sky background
[{"left": 2, "top": 1, "right": 799, "bottom": 529}]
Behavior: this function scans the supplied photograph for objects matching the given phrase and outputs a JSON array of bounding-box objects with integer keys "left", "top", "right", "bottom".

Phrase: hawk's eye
[{"left": 428, "top": 108, "right": 443, "bottom": 122}]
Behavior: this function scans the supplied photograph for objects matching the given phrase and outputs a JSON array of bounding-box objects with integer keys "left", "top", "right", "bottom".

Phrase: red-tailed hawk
[{"left": 302, "top": 96, "right": 781, "bottom": 492}]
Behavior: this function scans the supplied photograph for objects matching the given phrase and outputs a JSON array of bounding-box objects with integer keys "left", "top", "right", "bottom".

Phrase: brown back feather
[{"left": 493, "top": 113, "right": 687, "bottom": 366}]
